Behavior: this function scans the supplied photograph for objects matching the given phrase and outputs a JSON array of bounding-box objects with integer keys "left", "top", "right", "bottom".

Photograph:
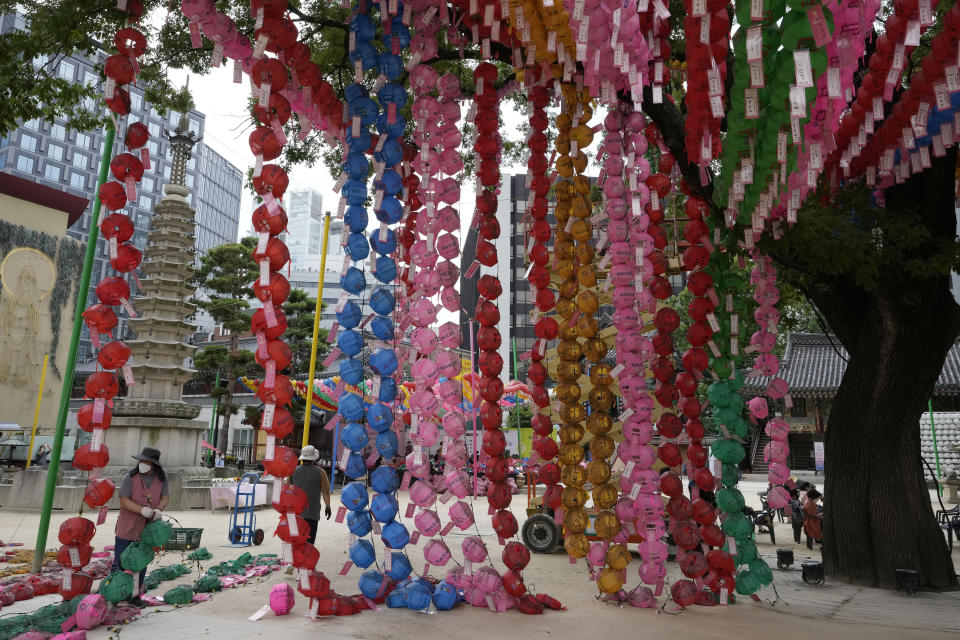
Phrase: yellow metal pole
[
  {"left": 302, "top": 212, "right": 333, "bottom": 448},
  {"left": 25, "top": 354, "right": 50, "bottom": 470}
]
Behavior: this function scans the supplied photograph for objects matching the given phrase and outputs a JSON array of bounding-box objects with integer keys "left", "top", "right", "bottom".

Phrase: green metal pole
[
  {"left": 512, "top": 337, "right": 521, "bottom": 458},
  {"left": 206, "top": 370, "right": 221, "bottom": 467},
  {"left": 32, "top": 122, "right": 115, "bottom": 573},
  {"left": 929, "top": 398, "right": 942, "bottom": 494}
]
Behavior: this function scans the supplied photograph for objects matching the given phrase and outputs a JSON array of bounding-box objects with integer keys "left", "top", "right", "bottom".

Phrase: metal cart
[{"left": 227, "top": 472, "right": 265, "bottom": 546}]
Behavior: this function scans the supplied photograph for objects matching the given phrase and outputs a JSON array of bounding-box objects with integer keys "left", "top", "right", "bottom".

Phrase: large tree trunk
[{"left": 797, "top": 150, "right": 960, "bottom": 588}]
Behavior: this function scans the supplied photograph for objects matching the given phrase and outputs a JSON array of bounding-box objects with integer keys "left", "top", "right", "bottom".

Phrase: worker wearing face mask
[{"left": 113, "top": 447, "right": 169, "bottom": 606}]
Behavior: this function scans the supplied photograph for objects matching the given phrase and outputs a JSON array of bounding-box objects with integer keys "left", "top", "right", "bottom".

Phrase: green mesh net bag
[
  {"left": 187, "top": 548, "right": 213, "bottom": 562},
  {"left": 194, "top": 574, "right": 223, "bottom": 593},
  {"left": 151, "top": 566, "right": 180, "bottom": 581},
  {"left": 236, "top": 552, "right": 253, "bottom": 567},
  {"left": 173, "top": 563, "right": 191, "bottom": 576},
  {"left": 0, "top": 614, "right": 31, "bottom": 639},
  {"left": 99, "top": 571, "right": 134, "bottom": 603},
  {"left": 120, "top": 541, "right": 155, "bottom": 573},
  {"left": 163, "top": 585, "right": 194, "bottom": 605},
  {"left": 27, "top": 603, "right": 69, "bottom": 634},
  {"left": 143, "top": 575, "right": 161, "bottom": 591},
  {"left": 141, "top": 520, "right": 173, "bottom": 548}
]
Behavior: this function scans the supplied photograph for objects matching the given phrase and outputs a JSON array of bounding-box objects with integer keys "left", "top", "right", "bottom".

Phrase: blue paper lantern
[
  {"left": 369, "top": 287, "right": 396, "bottom": 315},
  {"left": 347, "top": 509, "right": 372, "bottom": 537},
  {"left": 339, "top": 392, "right": 365, "bottom": 422},
  {"left": 337, "top": 329, "right": 364, "bottom": 357},
  {"left": 369, "top": 348, "right": 398, "bottom": 377},
  {"left": 367, "top": 402, "right": 393, "bottom": 432},
  {"left": 370, "top": 316, "right": 395, "bottom": 341},
  {"left": 341, "top": 267, "right": 366, "bottom": 295},
  {"left": 341, "top": 481, "right": 369, "bottom": 511},
  {"left": 340, "top": 421, "right": 370, "bottom": 452},
  {"left": 381, "top": 520, "right": 410, "bottom": 549},
  {"left": 370, "top": 465, "right": 399, "bottom": 494},
  {"left": 337, "top": 300, "right": 362, "bottom": 328},
  {"left": 349, "top": 539, "right": 376, "bottom": 568},
  {"left": 339, "top": 358, "right": 363, "bottom": 386},
  {"left": 373, "top": 255, "right": 397, "bottom": 283},
  {"left": 375, "top": 431, "right": 398, "bottom": 459},
  {"left": 344, "top": 205, "right": 368, "bottom": 233},
  {"left": 370, "top": 493, "right": 399, "bottom": 523}
]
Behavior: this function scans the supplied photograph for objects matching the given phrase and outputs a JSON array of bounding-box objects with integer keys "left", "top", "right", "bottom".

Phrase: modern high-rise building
[
  {"left": 460, "top": 174, "right": 556, "bottom": 381},
  {"left": 0, "top": 12, "right": 243, "bottom": 354},
  {"left": 284, "top": 187, "right": 341, "bottom": 272}
]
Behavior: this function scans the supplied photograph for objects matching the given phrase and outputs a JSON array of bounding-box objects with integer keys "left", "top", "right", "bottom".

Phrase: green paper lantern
[
  {"left": 735, "top": 569, "right": 762, "bottom": 595},
  {"left": 711, "top": 438, "right": 746, "bottom": 465},
  {"left": 194, "top": 574, "right": 223, "bottom": 593},
  {"left": 187, "top": 547, "right": 213, "bottom": 562},
  {"left": 716, "top": 488, "right": 747, "bottom": 513},
  {"left": 736, "top": 539, "right": 759, "bottom": 564},
  {"left": 164, "top": 585, "right": 194, "bottom": 605},
  {"left": 100, "top": 570, "right": 134, "bottom": 603},
  {"left": 141, "top": 520, "right": 173, "bottom": 548},
  {"left": 120, "top": 541, "right": 155, "bottom": 573},
  {"left": 750, "top": 558, "right": 774, "bottom": 585},
  {"left": 720, "top": 462, "right": 740, "bottom": 488},
  {"left": 144, "top": 576, "right": 161, "bottom": 591},
  {"left": 721, "top": 512, "right": 753, "bottom": 539}
]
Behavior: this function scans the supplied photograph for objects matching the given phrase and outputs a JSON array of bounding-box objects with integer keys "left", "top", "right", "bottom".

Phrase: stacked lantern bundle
[
  {"left": 334, "top": 0, "right": 412, "bottom": 600},
  {"left": 747, "top": 255, "right": 792, "bottom": 513},
  {"left": 524, "top": 82, "right": 563, "bottom": 518},
  {"left": 470, "top": 61, "right": 521, "bottom": 551},
  {"left": 565, "top": 0, "right": 651, "bottom": 104},
  {"left": 840, "top": 4, "right": 960, "bottom": 183},
  {"left": 550, "top": 82, "right": 596, "bottom": 563},
  {"left": 599, "top": 109, "right": 662, "bottom": 605},
  {"left": 69, "top": 0, "right": 151, "bottom": 601},
  {"left": 505, "top": 0, "right": 575, "bottom": 87},
  {"left": 682, "top": 0, "right": 729, "bottom": 178}
]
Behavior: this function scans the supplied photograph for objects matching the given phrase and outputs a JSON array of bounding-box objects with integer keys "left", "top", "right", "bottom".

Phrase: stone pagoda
[{"left": 106, "top": 119, "right": 206, "bottom": 477}]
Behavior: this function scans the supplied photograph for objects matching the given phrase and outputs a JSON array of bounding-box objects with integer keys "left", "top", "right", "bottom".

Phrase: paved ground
[{"left": 2, "top": 480, "right": 958, "bottom": 639}]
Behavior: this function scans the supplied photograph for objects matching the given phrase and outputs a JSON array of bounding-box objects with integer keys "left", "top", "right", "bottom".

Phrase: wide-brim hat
[
  {"left": 299, "top": 445, "right": 319, "bottom": 461},
  {"left": 132, "top": 447, "right": 162, "bottom": 467}
]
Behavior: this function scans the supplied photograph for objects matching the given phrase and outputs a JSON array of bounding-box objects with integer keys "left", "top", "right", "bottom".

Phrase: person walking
[
  {"left": 291, "top": 445, "right": 331, "bottom": 546},
  {"left": 788, "top": 488, "right": 804, "bottom": 543},
  {"left": 114, "top": 447, "right": 168, "bottom": 606},
  {"left": 802, "top": 488, "right": 823, "bottom": 550}
]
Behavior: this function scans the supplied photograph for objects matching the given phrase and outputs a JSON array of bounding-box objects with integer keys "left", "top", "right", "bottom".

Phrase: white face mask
[{"left": 138, "top": 463, "right": 151, "bottom": 474}]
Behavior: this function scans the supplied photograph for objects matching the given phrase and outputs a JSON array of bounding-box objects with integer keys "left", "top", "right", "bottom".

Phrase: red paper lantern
[
  {"left": 253, "top": 164, "right": 290, "bottom": 199},
  {"left": 110, "top": 242, "right": 142, "bottom": 273},
  {"left": 503, "top": 570, "right": 527, "bottom": 597},
  {"left": 100, "top": 212, "right": 134, "bottom": 241},
  {"left": 59, "top": 572, "right": 93, "bottom": 600},
  {"left": 95, "top": 276, "right": 130, "bottom": 306},
  {"left": 659, "top": 471, "right": 684, "bottom": 497},
  {"left": 253, "top": 272, "right": 291, "bottom": 306},
  {"left": 264, "top": 406, "right": 295, "bottom": 438},
  {"left": 252, "top": 202, "right": 288, "bottom": 235},
  {"left": 252, "top": 237, "right": 290, "bottom": 271},
  {"left": 110, "top": 153, "right": 144, "bottom": 182},
  {"left": 85, "top": 372, "right": 119, "bottom": 399},
  {"left": 477, "top": 327, "right": 501, "bottom": 350},
  {"left": 531, "top": 413, "right": 552, "bottom": 436},
  {"left": 57, "top": 543, "right": 93, "bottom": 570},
  {"left": 257, "top": 374, "right": 294, "bottom": 407},
  {"left": 272, "top": 484, "right": 308, "bottom": 514},
  {"left": 97, "top": 340, "right": 131, "bottom": 370},
  {"left": 253, "top": 92, "right": 292, "bottom": 125},
  {"left": 687, "top": 270, "right": 714, "bottom": 296},
  {"left": 482, "top": 429, "right": 506, "bottom": 457},
  {"left": 250, "top": 308, "right": 288, "bottom": 339},
  {"left": 478, "top": 401, "right": 502, "bottom": 429},
  {"left": 73, "top": 444, "right": 110, "bottom": 471},
  {"left": 106, "top": 86, "right": 131, "bottom": 115},
  {"left": 125, "top": 122, "right": 149, "bottom": 149},
  {"left": 657, "top": 412, "right": 683, "bottom": 439},
  {"left": 98, "top": 182, "right": 128, "bottom": 211},
  {"left": 692, "top": 498, "right": 715, "bottom": 526},
  {"left": 105, "top": 55, "right": 136, "bottom": 85},
  {"left": 249, "top": 126, "right": 284, "bottom": 161},
  {"left": 677, "top": 550, "right": 708, "bottom": 578},
  {"left": 77, "top": 401, "right": 112, "bottom": 431},
  {"left": 673, "top": 521, "right": 701, "bottom": 550},
  {"left": 263, "top": 445, "right": 298, "bottom": 477},
  {"left": 82, "top": 304, "right": 118, "bottom": 336},
  {"left": 477, "top": 274, "right": 502, "bottom": 299},
  {"left": 492, "top": 509, "right": 519, "bottom": 539},
  {"left": 275, "top": 513, "right": 310, "bottom": 544},
  {"left": 658, "top": 441, "right": 682, "bottom": 468},
  {"left": 256, "top": 339, "right": 292, "bottom": 370},
  {"left": 115, "top": 27, "right": 147, "bottom": 58},
  {"left": 502, "top": 542, "right": 531, "bottom": 571},
  {"left": 84, "top": 477, "right": 116, "bottom": 508},
  {"left": 649, "top": 275, "right": 673, "bottom": 300},
  {"left": 59, "top": 517, "right": 96, "bottom": 545}
]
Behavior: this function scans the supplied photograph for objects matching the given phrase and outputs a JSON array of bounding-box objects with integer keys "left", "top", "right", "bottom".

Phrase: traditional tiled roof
[
  {"left": 744, "top": 333, "right": 960, "bottom": 397},
  {"left": 921, "top": 412, "right": 960, "bottom": 473}
]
